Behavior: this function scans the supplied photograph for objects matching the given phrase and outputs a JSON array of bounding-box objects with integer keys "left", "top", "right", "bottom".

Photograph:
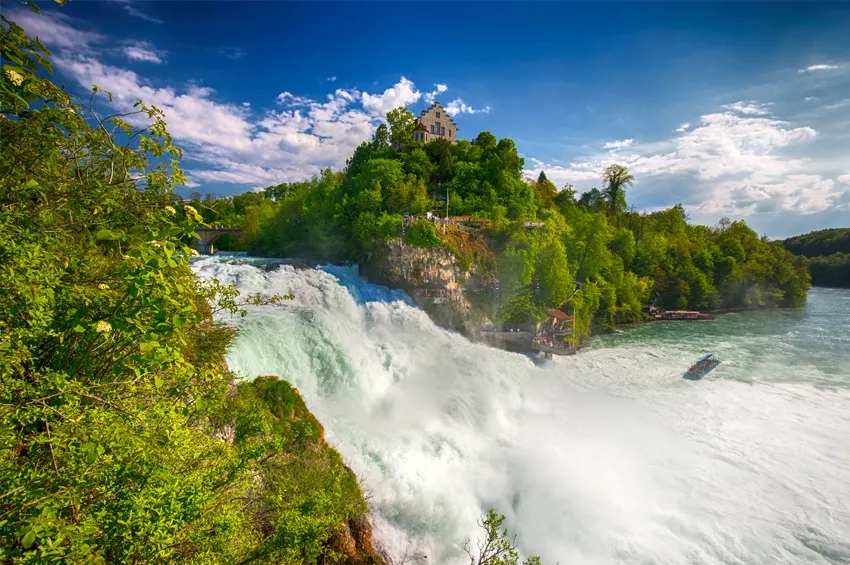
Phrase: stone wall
[{"left": 416, "top": 102, "right": 458, "bottom": 144}]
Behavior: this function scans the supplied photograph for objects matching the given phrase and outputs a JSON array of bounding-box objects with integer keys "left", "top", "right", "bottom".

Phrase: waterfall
[{"left": 193, "top": 255, "right": 850, "bottom": 565}]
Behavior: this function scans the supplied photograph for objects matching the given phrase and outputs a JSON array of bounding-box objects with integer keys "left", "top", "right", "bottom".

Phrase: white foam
[{"left": 193, "top": 257, "right": 850, "bottom": 565}]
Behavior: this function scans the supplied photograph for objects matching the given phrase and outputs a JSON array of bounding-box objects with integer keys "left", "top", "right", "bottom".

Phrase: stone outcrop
[
  {"left": 327, "top": 513, "right": 385, "bottom": 565},
  {"left": 363, "top": 237, "right": 486, "bottom": 334}
]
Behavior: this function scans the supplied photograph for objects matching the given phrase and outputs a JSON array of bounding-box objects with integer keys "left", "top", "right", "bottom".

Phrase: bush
[{"left": 404, "top": 219, "right": 442, "bottom": 247}]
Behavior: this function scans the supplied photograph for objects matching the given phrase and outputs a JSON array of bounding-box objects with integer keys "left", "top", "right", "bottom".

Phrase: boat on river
[{"left": 684, "top": 353, "right": 720, "bottom": 380}]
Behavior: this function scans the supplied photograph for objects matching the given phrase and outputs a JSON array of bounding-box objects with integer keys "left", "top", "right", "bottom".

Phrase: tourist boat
[{"left": 683, "top": 353, "right": 720, "bottom": 380}]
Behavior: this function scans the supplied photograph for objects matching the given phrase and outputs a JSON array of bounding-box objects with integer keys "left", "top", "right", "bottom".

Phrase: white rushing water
[{"left": 193, "top": 256, "right": 850, "bottom": 565}]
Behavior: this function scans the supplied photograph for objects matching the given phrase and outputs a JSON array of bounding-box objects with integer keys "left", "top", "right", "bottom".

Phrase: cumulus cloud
[
  {"left": 602, "top": 139, "right": 634, "bottom": 150},
  {"left": 55, "top": 50, "right": 381, "bottom": 187},
  {"left": 423, "top": 83, "right": 448, "bottom": 104},
  {"left": 445, "top": 98, "right": 490, "bottom": 116},
  {"left": 361, "top": 76, "right": 421, "bottom": 116},
  {"left": 44, "top": 15, "right": 485, "bottom": 191},
  {"left": 676, "top": 122, "right": 690, "bottom": 132},
  {"left": 839, "top": 173, "right": 850, "bottom": 185},
  {"left": 121, "top": 40, "right": 165, "bottom": 63},
  {"left": 276, "top": 92, "right": 313, "bottom": 106},
  {"left": 524, "top": 101, "right": 845, "bottom": 226},
  {"left": 798, "top": 64, "right": 839, "bottom": 73}
]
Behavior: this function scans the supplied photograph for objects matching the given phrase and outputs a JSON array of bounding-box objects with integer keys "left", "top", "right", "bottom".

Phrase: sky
[{"left": 7, "top": 1, "right": 850, "bottom": 238}]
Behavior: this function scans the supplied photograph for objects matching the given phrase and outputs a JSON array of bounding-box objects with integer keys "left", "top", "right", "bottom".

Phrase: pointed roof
[
  {"left": 414, "top": 120, "right": 428, "bottom": 131},
  {"left": 419, "top": 101, "right": 458, "bottom": 129}
]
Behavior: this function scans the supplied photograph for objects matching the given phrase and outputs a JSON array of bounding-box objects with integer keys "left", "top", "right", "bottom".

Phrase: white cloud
[
  {"left": 525, "top": 100, "right": 843, "bottom": 224},
  {"left": 723, "top": 101, "right": 771, "bottom": 115},
  {"left": 327, "top": 76, "right": 337, "bottom": 82},
  {"left": 423, "top": 83, "right": 448, "bottom": 104},
  {"left": 805, "top": 97, "right": 816, "bottom": 102},
  {"left": 839, "top": 173, "right": 850, "bottom": 185},
  {"left": 6, "top": 8, "right": 102, "bottom": 50},
  {"left": 122, "top": 40, "right": 165, "bottom": 64},
  {"left": 798, "top": 64, "right": 839, "bottom": 73},
  {"left": 123, "top": 4, "right": 163, "bottom": 24},
  {"left": 676, "top": 122, "right": 690, "bottom": 132},
  {"left": 445, "top": 98, "right": 490, "bottom": 116},
  {"left": 53, "top": 35, "right": 467, "bottom": 188},
  {"left": 276, "top": 92, "right": 313, "bottom": 106},
  {"left": 361, "top": 76, "right": 421, "bottom": 116},
  {"left": 602, "top": 139, "right": 634, "bottom": 150}
]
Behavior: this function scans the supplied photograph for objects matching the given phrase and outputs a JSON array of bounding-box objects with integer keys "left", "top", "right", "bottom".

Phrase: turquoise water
[
  {"left": 193, "top": 256, "right": 850, "bottom": 565},
  {"left": 591, "top": 287, "right": 850, "bottom": 389}
]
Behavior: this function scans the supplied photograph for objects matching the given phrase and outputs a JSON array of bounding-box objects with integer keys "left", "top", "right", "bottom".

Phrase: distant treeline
[{"left": 782, "top": 228, "right": 850, "bottom": 288}]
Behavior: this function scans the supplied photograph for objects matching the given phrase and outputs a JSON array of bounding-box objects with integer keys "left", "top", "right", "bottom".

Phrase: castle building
[{"left": 411, "top": 102, "right": 458, "bottom": 144}]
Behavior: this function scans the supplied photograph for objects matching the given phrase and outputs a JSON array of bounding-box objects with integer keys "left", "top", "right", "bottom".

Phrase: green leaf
[
  {"left": 154, "top": 375, "right": 163, "bottom": 389},
  {"left": 25, "top": 2, "right": 41, "bottom": 13},
  {"left": 95, "top": 229, "right": 117, "bottom": 241},
  {"left": 54, "top": 0, "right": 67, "bottom": 5},
  {"left": 86, "top": 450, "right": 97, "bottom": 464},
  {"left": 22, "top": 529, "right": 35, "bottom": 548},
  {"left": 72, "top": 325, "right": 86, "bottom": 333},
  {"left": 139, "top": 341, "right": 159, "bottom": 353}
]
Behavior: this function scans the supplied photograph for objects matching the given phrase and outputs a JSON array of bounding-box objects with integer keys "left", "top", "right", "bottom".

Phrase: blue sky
[{"left": 9, "top": 1, "right": 850, "bottom": 237}]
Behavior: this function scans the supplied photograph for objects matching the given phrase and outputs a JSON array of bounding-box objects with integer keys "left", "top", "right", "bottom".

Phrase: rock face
[
  {"left": 328, "top": 513, "right": 385, "bottom": 565},
  {"left": 364, "top": 238, "right": 482, "bottom": 334}
]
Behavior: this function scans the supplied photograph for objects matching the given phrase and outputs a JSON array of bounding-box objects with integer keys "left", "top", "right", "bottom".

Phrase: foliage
[
  {"left": 404, "top": 219, "right": 442, "bottom": 248},
  {"left": 386, "top": 106, "right": 416, "bottom": 149},
  {"left": 782, "top": 228, "right": 850, "bottom": 258},
  {"left": 0, "top": 9, "right": 372, "bottom": 563},
  {"left": 463, "top": 509, "right": 541, "bottom": 565},
  {"left": 805, "top": 252, "right": 850, "bottom": 288},
  {"left": 782, "top": 228, "right": 850, "bottom": 288},
  {"left": 601, "top": 163, "right": 633, "bottom": 223}
]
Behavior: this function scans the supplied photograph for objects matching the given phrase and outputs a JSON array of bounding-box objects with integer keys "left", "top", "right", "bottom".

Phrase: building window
[
  {"left": 431, "top": 125, "right": 435, "bottom": 134},
  {"left": 441, "top": 127, "right": 445, "bottom": 136},
  {"left": 436, "top": 111, "right": 441, "bottom": 118}
]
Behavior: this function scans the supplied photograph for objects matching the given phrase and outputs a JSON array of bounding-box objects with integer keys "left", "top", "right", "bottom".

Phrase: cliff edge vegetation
[{"left": 0, "top": 8, "right": 383, "bottom": 563}]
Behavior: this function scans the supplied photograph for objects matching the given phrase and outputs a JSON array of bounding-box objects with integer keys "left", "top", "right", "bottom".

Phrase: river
[{"left": 192, "top": 255, "right": 850, "bottom": 565}]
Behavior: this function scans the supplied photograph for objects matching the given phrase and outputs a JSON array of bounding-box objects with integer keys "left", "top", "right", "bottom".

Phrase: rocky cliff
[{"left": 362, "top": 237, "right": 490, "bottom": 335}]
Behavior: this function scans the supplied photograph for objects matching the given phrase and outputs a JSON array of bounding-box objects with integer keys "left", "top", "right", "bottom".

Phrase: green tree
[
  {"left": 463, "top": 509, "right": 542, "bottom": 565},
  {"left": 372, "top": 122, "right": 390, "bottom": 150},
  {"left": 601, "top": 163, "right": 633, "bottom": 226},
  {"left": 386, "top": 106, "right": 416, "bottom": 148}
]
